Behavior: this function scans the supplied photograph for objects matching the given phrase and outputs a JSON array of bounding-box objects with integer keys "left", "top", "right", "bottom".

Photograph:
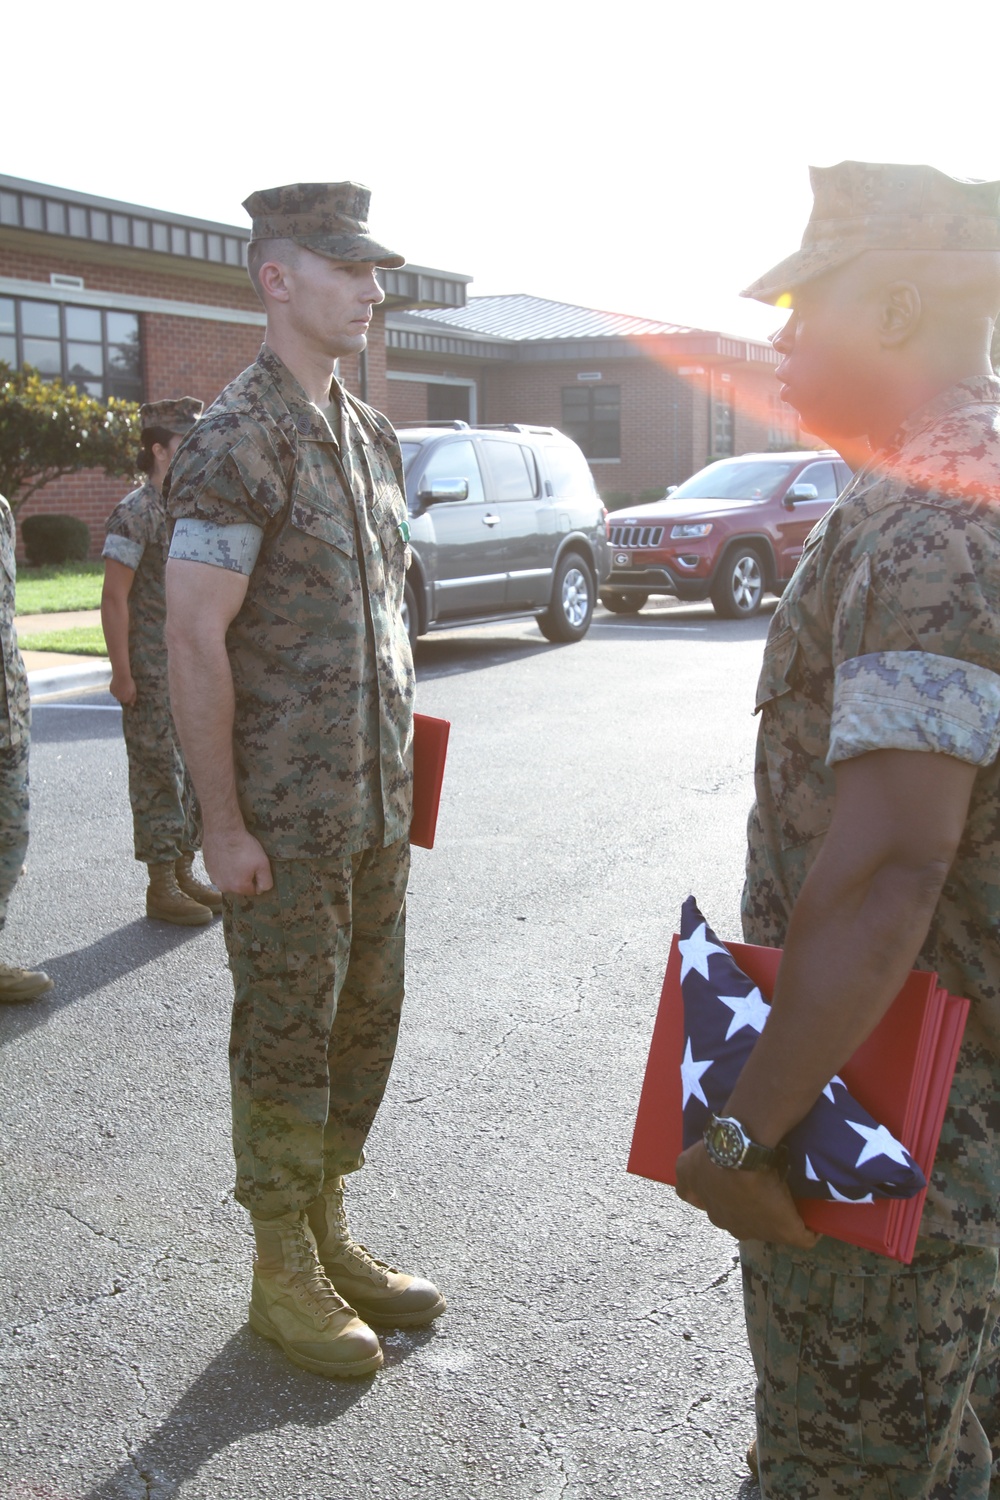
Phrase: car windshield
[{"left": 670, "top": 459, "right": 799, "bottom": 502}]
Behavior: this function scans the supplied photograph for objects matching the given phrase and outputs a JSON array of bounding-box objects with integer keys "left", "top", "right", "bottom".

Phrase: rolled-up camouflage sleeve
[
  {"left": 828, "top": 651, "right": 1000, "bottom": 766},
  {"left": 168, "top": 520, "right": 263, "bottom": 575},
  {"left": 102, "top": 533, "right": 144, "bottom": 570}
]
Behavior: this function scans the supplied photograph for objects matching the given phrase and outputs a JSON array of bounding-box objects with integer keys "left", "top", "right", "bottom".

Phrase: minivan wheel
[
  {"left": 710, "top": 547, "right": 765, "bottom": 619},
  {"left": 600, "top": 589, "right": 649, "bottom": 615},
  {"left": 538, "top": 552, "right": 595, "bottom": 643},
  {"left": 402, "top": 578, "right": 419, "bottom": 651}
]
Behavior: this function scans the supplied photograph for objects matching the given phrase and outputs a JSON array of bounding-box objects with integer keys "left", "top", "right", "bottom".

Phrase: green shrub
[
  {"left": 20, "top": 514, "right": 91, "bottom": 566},
  {"left": 637, "top": 486, "right": 668, "bottom": 503},
  {"left": 601, "top": 491, "right": 633, "bottom": 510}
]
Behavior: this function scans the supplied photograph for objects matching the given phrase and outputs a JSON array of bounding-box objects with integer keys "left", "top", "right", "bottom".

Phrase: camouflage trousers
[
  {"left": 121, "top": 684, "right": 201, "bottom": 864},
  {"left": 0, "top": 736, "right": 29, "bottom": 934},
  {"left": 223, "top": 838, "right": 409, "bottom": 1219},
  {"left": 742, "top": 1235, "right": 1000, "bottom": 1498}
]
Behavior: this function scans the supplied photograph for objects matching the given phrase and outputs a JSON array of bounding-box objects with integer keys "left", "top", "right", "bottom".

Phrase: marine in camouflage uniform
[
  {"left": 102, "top": 398, "right": 220, "bottom": 926},
  {"left": 742, "top": 373, "right": 1000, "bottom": 1498},
  {"left": 0, "top": 494, "right": 52, "bottom": 1003},
  {"left": 165, "top": 183, "right": 444, "bottom": 1379},
  {"left": 673, "top": 163, "right": 1000, "bottom": 1497}
]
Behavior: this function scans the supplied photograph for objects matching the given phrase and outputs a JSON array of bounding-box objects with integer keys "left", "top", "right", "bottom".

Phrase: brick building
[
  {"left": 386, "top": 296, "right": 801, "bottom": 505},
  {"left": 1, "top": 172, "right": 798, "bottom": 551}
]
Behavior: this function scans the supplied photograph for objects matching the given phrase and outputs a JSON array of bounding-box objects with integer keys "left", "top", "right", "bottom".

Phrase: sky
[{"left": 6, "top": 0, "right": 1000, "bottom": 343}]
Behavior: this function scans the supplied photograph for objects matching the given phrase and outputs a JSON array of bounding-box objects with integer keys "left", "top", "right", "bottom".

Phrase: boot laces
[{"left": 280, "top": 1219, "right": 350, "bottom": 1325}]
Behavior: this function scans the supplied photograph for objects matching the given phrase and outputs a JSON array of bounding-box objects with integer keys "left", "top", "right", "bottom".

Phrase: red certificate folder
[
  {"left": 627, "top": 935, "right": 969, "bottom": 1264},
  {"left": 410, "top": 713, "right": 450, "bottom": 849}
]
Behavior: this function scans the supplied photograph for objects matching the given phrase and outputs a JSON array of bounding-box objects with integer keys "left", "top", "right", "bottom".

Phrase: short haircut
[{"left": 246, "top": 237, "right": 304, "bottom": 303}]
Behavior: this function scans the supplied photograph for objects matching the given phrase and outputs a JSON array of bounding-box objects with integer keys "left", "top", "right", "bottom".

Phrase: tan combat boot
[
  {"left": 145, "top": 862, "right": 213, "bottom": 926},
  {"left": 175, "top": 853, "right": 223, "bottom": 913},
  {"left": 249, "top": 1209, "right": 383, "bottom": 1378},
  {"left": 0, "top": 961, "right": 54, "bottom": 1004},
  {"left": 308, "top": 1177, "right": 446, "bottom": 1329}
]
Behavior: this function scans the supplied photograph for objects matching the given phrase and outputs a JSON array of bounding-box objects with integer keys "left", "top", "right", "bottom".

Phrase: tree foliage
[{"left": 0, "top": 363, "right": 140, "bottom": 512}]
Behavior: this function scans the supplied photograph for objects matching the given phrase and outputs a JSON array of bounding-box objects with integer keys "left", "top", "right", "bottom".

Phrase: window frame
[
  {"left": 0, "top": 294, "right": 143, "bottom": 402},
  {"left": 560, "top": 383, "right": 621, "bottom": 460}
]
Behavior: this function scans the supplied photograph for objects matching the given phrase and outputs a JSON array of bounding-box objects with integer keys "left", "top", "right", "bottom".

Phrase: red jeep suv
[{"left": 601, "top": 450, "right": 852, "bottom": 618}]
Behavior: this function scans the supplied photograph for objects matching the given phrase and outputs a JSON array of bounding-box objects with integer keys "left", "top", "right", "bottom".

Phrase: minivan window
[
  {"left": 671, "top": 459, "right": 798, "bottom": 502},
  {"left": 416, "top": 438, "right": 485, "bottom": 504}
]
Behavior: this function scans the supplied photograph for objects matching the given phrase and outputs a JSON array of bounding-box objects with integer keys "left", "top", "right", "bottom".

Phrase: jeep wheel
[
  {"left": 538, "top": 552, "right": 595, "bottom": 643},
  {"left": 600, "top": 589, "right": 649, "bottom": 615},
  {"left": 710, "top": 547, "right": 765, "bottom": 619},
  {"left": 402, "top": 578, "right": 419, "bottom": 651}
]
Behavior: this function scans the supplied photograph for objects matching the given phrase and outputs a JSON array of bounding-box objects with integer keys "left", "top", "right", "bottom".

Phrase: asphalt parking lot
[{"left": 1, "top": 600, "right": 773, "bottom": 1500}]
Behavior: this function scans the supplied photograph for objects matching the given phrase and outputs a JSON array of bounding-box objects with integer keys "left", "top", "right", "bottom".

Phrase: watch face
[{"left": 705, "top": 1116, "right": 746, "bottom": 1169}]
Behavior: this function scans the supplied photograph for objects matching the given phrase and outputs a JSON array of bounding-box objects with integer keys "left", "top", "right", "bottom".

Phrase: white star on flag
[
  {"left": 827, "top": 1182, "right": 874, "bottom": 1204},
  {"left": 680, "top": 1037, "right": 713, "bottom": 1109},
  {"left": 678, "top": 922, "right": 728, "bottom": 981},
  {"left": 717, "top": 986, "right": 770, "bottom": 1040},
  {"left": 847, "top": 1120, "right": 914, "bottom": 1169},
  {"left": 823, "top": 1074, "right": 846, "bottom": 1103}
]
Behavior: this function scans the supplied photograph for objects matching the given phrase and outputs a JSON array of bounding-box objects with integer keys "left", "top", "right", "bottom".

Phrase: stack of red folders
[{"left": 627, "top": 935, "right": 969, "bottom": 1264}]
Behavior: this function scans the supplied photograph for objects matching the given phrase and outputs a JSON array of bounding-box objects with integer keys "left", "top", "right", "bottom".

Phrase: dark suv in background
[
  {"left": 398, "top": 422, "right": 610, "bottom": 646},
  {"left": 601, "top": 450, "right": 852, "bottom": 618}
]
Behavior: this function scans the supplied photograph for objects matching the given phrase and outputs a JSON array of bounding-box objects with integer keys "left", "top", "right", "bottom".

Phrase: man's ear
[
  {"left": 258, "top": 260, "right": 292, "bottom": 303},
  {"left": 880, "top": 281, "right": 921, "bottom": 346}
]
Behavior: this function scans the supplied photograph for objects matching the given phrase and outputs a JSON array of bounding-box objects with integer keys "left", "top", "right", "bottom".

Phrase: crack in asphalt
[
  {"left": 49, "top": 1202, "right": 127, "bottom": 1247},
  {"left": 4, "top": 1275, "right": 129, "bottom": 1337},
  {"left": 517, "top": 1416, "right": 572, "bottom": 1498},
  {"left": 404, "top": 951, "right": 616, "bottom": 1106}
]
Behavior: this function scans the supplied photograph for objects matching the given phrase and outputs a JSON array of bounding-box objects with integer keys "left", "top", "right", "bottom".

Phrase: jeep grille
[{"left": 608, "top": 524, "right": 665, "bottom": 548}]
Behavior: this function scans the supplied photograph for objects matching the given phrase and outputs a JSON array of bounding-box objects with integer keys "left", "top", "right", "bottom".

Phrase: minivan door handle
[{"left": 482, "top": 513, "right": 500, "bottom": 527}]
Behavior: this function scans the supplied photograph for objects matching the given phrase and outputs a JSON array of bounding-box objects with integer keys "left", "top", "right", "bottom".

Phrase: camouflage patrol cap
[
  {"left": 242, "top": 182, "right": 405, "bottom": 269},
  {"left": 139, "top": 397, "right": 203, "bottom": 435},
  {"left": 743, "top": 161, "right": 1000, "bottom": 305}
]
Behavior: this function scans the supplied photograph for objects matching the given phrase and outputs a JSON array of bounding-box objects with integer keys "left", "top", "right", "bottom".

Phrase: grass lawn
[
  {"left": 17, "top": 624, "right": 107, "bottom": 656},
  {"left": 15, "top": 561, "right": 104, "bottom": 615}
]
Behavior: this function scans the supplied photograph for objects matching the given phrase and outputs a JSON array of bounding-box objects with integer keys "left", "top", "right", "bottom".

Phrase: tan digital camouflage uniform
[
  {"left": 166, "top": 345, "right": 414, "bottom": 1219},
  {"left": 102, "top": 481, "right": 201, "bottom": 864},
  {"left": 0, "top": 495, "right": 30, "bottom": 934},
  {"left": 742, "top": 376, "right": 1000, "bottom": 1497}
]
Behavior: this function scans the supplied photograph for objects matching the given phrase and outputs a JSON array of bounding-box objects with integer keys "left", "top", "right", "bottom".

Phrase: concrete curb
[{"left": 29, "top": 660, "right": 113, "bottom": 702}]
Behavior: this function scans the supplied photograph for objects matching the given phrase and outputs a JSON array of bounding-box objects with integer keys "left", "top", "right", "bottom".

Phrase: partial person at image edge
[
  {"left": 163, "top": 181, "right": 445, "bottom": 1381},
  {"left": 0, "top": 492, "right": 53, "bottom": 1003},
  {"left": 674, "top": 162, "right": 1000, "bottom": 1497}
]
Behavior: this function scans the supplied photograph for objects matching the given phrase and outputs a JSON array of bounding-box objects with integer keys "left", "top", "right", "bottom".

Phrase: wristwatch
[{"left": 703, "top": 1114, "right": 789, "bottom": 1175}]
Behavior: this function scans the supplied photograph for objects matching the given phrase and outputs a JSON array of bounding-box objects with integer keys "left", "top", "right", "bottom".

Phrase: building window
[
  {"left": 561, "top": 384, "right": 620, "bottom": 459},
  {"left": 768, "top": 393, "right": 797, "bottom": 449},
  {"left": 713, "top": 386, "right": 734, "bottom": 457},
  {"left": 0, "top": 295, "right": 142, "bottom": 401}
]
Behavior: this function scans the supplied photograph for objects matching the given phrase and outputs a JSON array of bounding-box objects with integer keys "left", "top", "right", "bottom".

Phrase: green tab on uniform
[{"left": 398, "top": 520, "right": 410, "bottom": 544}]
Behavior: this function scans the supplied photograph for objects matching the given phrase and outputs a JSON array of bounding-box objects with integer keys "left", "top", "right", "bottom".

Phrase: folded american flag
[{"left": 679, "top": 896, "right": 925, "bottom": 1202}]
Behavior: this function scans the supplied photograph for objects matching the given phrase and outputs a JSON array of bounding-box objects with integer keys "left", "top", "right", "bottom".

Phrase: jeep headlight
[{"left": 670, "top": 522, "right": 713, "bottom": 539}]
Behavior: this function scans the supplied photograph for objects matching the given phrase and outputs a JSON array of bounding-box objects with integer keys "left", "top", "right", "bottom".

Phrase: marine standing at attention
[
  {"left": 676, "top": 162, "right": 1000, "bottom": 1497},
  {"left": 164, "top": 182, "right": 444, "bottom": 1380},
  {"left": 102, "top": 397, "right": 222, "bottom": 926},
  {"left": 0, "top": 492, "right": 52, "bottom": 1003}
]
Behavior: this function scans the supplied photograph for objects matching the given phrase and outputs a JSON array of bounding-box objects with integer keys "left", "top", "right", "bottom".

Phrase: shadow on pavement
[
  {"left": 0, "top": 918, "right": 215, "bottom": 1047},
  {"left": 413, "top": 630, "right": 555, "bottom": 682},
  {"left": 81, "top": 1325, "right": 437, "bottom": 1500}
]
